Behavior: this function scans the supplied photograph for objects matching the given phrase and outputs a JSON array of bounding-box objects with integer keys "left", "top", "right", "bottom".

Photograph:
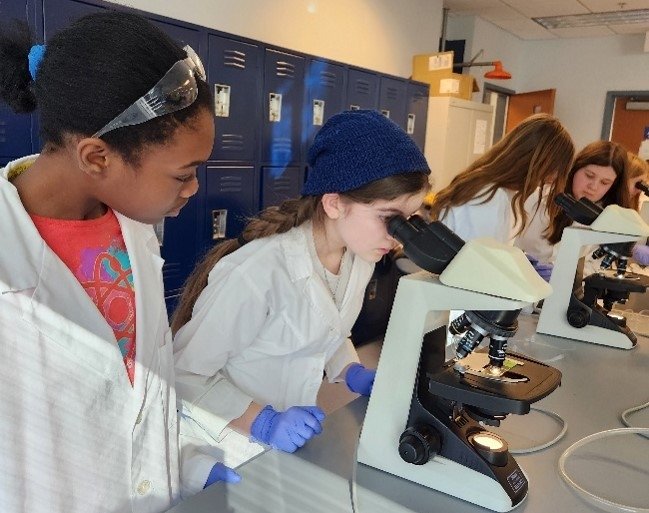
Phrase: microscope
[
  {"left": 357, "top": 216, "right": 561, "bottom": 512},
  {"left": 536, "top": 194, "right": 649, "bottom": 349}
]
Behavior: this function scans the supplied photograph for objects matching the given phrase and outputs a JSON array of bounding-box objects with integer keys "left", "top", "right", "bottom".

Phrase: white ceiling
[{"left": 444, "top": 0, "right": 649, "bottom": 39}]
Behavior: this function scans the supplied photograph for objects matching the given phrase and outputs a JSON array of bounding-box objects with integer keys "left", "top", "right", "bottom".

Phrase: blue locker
[
  {"left": 208, "top": 34, "right": 261, "bottom": 163},
  {"left": 204, "top": 164, "right": 258, "bottom": 244},
  {"left": 406, "top": 81, "right": 430, "bottom": 151},
  {"left": 0, "top": 0, "right": 35, "bottom": 162},
  {"left": 346, "top": 68, "right": 379, "bottom": 111},
  {"left": 303, "top": 59, "right": 346, "bottom": 152},
  {"left": 43, "top": 0, "right": 106, "bottom": 36},
  {"left": 379, "top": 76, "right": 408, "bottom": 130},
  {"left": 260, "top": 166, "right": 301, "bottom": 209},
  {"left": 262, "top": 49, "right": 305, "bottom": 166}
]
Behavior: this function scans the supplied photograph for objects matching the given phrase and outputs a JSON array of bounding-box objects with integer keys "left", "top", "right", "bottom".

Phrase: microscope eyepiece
[{"left": 636, "top": 180, "right": 649, "bottom": 196}]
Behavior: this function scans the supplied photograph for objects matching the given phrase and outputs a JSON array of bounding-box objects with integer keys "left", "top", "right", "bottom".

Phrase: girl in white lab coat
[
  {"left": 428, "top": 113, "right": 575, "bottom": 247},
  {"left": 0, "top": 11, "right": 231, "bottom": 513},
  {"left": 517, "top": 140, "right": 630, "bottom": 266},
  {"left": 172, "top": 110, "right": 431, "bottom": 469}
]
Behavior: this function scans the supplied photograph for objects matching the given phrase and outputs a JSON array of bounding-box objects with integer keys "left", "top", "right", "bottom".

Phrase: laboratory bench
[{"left": 166, "top": 314, "right": 649, "bottom": 513}]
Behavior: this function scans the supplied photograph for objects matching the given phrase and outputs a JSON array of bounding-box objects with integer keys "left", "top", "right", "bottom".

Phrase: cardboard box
[{"left": 412, "top": 51, "right": 479, "bottom": 100}]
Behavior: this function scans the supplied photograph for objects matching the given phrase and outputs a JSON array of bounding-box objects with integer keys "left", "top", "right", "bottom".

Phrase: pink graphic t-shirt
[{"left": 31, "top": 208, "right": 137, "bottom": 385}]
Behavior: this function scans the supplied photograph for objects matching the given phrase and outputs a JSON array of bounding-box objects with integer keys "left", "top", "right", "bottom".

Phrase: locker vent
[
  {"left": 387, "top": 87, "right": 399, "bottom": 100},
  {"left": 0, "top": 120, "right": 6, "bottom": 143},
  {"left": 223, "top": 50, "right": 246, "bottom": 69},
  {"left": 272, "top": 138, "right": 292, "bottom": 155},
  {"left": 162, "top": 262, "right": 181, "bottom": 279},
  {"left": 219, "top": 175, "right": 244, "bottom": 192},
  {"left": 275, "top": 61, "right": 296, "bottom": 78},
  {"left": 272, "top": 177, "right": 292, "bottom": 192},
  {"left": 319, "top": 71, "right": 337, "bottom": 88},
  {"left": 354, "top": 80, "right": 371, "bottom": 96},
  {"left": 220, "top": 134, "right": 245, "bottom": 152}
]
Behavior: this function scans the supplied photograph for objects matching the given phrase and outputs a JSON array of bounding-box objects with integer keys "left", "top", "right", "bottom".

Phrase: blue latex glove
[
  {"left": 250, "top": 405, "right": 325, "bottom": 452},
  {"left": 204, "top": 462, "right": 241, "bottom": 488},
  {"left": 345, "top": 363, "right": 376, "bottom": 396},
  {"left": 632, "top": 244, "right": 649, "bottom": 266},
  {"left": 526, "top": 254, "right": 553, "bottom": 282}
]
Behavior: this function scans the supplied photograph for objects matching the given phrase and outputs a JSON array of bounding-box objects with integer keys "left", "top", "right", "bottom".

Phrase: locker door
[
  {"left": 379, "top": 76, "right": 408, "bottom": 130},
  {"left": 262, "top": 49, "right": 305, "bottom": 166},
  {"left": 0, "top": 0, "right": 34, "bottom": 162},
  {"left": 204, "top": 165, "right": 258, "bottom": 244},
  {"left": 304, "top": 59, "right": 346, "bottom": 152},
  {"left": 406, "top": 82, "right": 430, "bottom": 151},
  {"left": 150, "top": 19, "right": 200, "bottom": 52},
  {"left": 260, "top": 166, "right": 301, "bottom": 209},
  {"left": 208, "top": 34, "right": 261, "bottom": 162},
  {"left": 43, "top": 0, "right": 106, "bottom": 36},
  {"left": 346, "top": 68, "right": 379, "bottom": 111}
]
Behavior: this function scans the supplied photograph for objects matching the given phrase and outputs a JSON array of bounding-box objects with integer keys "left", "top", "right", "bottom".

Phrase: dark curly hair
[{"left": 0, "top": 10, "right": 212, "bottom": 164}]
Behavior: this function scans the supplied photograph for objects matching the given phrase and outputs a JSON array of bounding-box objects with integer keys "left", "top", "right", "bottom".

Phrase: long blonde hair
[
  {"left": 428, "top": 113, "right": 575, "bottom": 237},
  {"left": 170, "top": 172, "right": 430, "bottom": 334}
]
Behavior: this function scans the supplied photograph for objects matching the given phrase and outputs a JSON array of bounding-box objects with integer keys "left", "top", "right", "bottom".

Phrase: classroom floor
[{"left": 316, "top": 339, "right": 382, "bottom": 414}]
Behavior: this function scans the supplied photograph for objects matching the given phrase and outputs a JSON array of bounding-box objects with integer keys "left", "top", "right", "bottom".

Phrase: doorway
[
  {"left": 602, "top": 91, "right": 649, "bottom": 157},
  {"left": 482, "top": 82, "right": 514, "bottom": 144}
]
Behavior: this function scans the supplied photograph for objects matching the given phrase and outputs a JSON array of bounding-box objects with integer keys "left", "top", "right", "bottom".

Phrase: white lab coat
[
  {"left": 440, "top": 188, "right": 516, "bottom": 244},
  {"left": 514, "top": 187, "right": 555, "bottom": 263},
  {"left": 0, "top": 156, "right": 180, "bottom": 513},
  {"left": 174, "top": 222, "right": 374, "bottom": 481}
]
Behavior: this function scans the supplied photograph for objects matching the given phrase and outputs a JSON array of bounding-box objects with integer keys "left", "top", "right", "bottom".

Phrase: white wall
[
  {"left": 110, "top": 0, "right": 443, "bottom": 78},
  {"left": 448, "top": 15, "right": 649, "bottom": 150},
  {"left": 518, "top": 34, "right": 649, "bottom": 149}
]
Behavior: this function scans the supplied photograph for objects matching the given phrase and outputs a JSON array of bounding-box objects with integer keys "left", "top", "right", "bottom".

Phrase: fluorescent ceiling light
[
  {"left": 534, "top": 9, "right": 649, "bottom": 29},
  {"left": 626, "top": 101, "right": 649, "bottom": 111}
]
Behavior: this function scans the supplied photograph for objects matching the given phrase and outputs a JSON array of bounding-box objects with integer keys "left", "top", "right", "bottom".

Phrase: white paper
[{"left": 473, "top": 119, "right": 488, "bottom": 154}]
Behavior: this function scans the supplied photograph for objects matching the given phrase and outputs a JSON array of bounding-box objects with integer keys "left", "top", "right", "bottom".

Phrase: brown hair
[
  {"left": 170, "top": 172, "right": 430, "bottom": 334},
  {"left": 627, "top": 151, "right": 649, "bottom": 211},
  {"left": 547, "top": 140, "right": 630, "bottom": 244},
  {"left": 428, "top": 113, "right": 575, "bottom": 237}
]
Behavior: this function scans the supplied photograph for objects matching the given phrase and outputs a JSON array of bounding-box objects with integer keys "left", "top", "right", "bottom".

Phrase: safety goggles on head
[{"left": 92, "top": 45, "right": 206, "bottom": 138}]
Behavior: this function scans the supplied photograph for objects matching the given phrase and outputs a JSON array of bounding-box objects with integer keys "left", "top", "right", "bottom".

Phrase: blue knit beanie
[{"left": 302, "top": 110, "right": 430, "bottom": 196}]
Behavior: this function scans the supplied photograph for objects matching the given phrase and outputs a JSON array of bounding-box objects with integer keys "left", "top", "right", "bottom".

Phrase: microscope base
[
  {"left": 536, "top": 323, "right": 635, "bottom": 350},
  {"left": 357, "top": 447, "right": 527, "bottom": 512}
]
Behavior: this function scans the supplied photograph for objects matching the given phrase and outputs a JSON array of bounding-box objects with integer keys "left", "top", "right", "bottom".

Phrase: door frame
[{"left": 601, "top": 90, "right": 649, "bottom": 140}]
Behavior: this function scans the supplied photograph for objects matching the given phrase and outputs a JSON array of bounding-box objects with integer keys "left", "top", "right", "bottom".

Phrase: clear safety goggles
[{"left": 92, "top": 45, "right": 206, "bottom": 138}]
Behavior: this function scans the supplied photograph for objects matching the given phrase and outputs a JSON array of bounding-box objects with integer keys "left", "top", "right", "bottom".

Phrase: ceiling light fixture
[{"left": 534, "top": 8, "right": 649, "bottom": 30}]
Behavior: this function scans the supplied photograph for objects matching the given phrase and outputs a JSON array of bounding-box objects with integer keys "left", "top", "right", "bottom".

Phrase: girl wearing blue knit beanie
[{"left": 172, "top": 110, "right": 431, "bottom": 468}]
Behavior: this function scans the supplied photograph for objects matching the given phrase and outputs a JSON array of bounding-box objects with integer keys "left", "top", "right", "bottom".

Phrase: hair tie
[{"left": 28, "top": 44, "right": 46, "bottom": 80}]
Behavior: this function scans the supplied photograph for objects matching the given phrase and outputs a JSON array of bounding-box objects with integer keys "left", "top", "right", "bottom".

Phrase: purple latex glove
[
  {"left": 250, "top": 405, "right": 325, "bottom": 453},
  {"left": 526, "top": 254, "right": 553, "bottom": 282},
  {"left": 204, "top": 462, "right": 241, "bottom": 488},
  {"left": 632, "top": 244, "right": 649, "bottom": 266},
  {"left": 345, "top": 363, "right": 377, "bottom": 396}
]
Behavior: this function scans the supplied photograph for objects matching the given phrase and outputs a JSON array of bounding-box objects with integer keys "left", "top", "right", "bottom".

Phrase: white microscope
[
  {"left": 537, "top": 194, "right": 649, "bottom": 349},
  {"left": 357, "top": 216, "right": 561, "bottom": 512}
]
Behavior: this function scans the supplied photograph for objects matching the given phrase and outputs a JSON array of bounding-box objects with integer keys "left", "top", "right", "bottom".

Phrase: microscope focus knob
[
  {"left": 398, "top": 425, "right": 441, "bottom": 465},
  {"left": 567, "top": 305, "right": 590, "bottom": 328}
]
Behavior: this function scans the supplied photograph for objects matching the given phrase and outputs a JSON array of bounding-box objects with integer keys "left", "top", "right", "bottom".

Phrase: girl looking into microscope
[
  {"left": 428, "top": 114, "right": 575, "bottom": 247},
  {"left": 516, "top": 140, "right": 630, "bottom": 268},
  {"left": 171, "top": 110, "right": 431, "bottom": 470}
]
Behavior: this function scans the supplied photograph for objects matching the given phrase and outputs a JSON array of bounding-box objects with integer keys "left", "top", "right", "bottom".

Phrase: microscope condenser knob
[{"left": 398, "top": 426, "right": 441, "bottom": 465}]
